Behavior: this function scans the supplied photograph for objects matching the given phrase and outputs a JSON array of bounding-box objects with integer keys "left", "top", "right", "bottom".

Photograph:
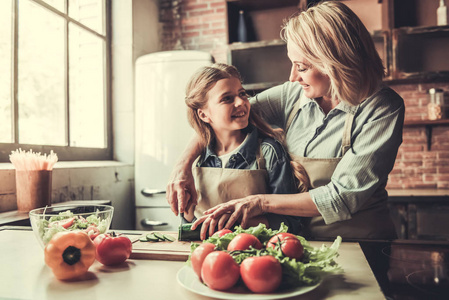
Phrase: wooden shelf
[
  {"left": 404, "top": 119, "right": 449, "bottom": 126},
  {"left": 404, "top": 119, "right": 449, "bottom": 150},
  {"left": 226, "top": 0, "right": 301, "bottom": 11},
  {"left": 228, "top": 39, "right": 285, "bottom": 50}
]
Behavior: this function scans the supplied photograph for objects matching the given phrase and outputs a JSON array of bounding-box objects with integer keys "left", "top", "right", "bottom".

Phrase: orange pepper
[{"left": 44, "top": 231, "right": 96, "bottom": 280}]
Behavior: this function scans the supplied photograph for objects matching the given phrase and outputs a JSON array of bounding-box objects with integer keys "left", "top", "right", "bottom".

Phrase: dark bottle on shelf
[{"left": 237, "top": 10, "right": 248, "bottom": 42}]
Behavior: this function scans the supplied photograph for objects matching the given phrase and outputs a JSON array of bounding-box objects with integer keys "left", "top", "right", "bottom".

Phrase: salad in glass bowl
[{"left": 29, "top": 204, "right": 114, "bottom": 248}]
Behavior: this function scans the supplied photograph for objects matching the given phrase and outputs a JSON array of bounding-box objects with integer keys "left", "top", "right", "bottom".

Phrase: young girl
[{"left": 182, "top": 63, "right": 309, "bottom": 236}]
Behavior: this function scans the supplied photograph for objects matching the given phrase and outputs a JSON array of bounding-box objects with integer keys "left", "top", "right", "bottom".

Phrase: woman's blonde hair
[
  {"left": 185, "top": 63, "right": 309, "bottom": 192},
  {"left": 281, "top": 1, "right": 384, "bottom": 105}
]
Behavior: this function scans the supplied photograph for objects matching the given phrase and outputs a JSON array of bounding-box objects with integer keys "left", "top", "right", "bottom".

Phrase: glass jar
[{"left": 427, "top": 88, "right": 446, "bottom": 120}]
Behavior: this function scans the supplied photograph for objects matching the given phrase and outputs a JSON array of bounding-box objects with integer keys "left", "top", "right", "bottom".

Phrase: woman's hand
[
  {"left": 192, "top": 213, "right": 234, "bottom": 240},
  {"left": 166, "top": 135, "right": 203, "bottom": 216},
  {"left": 166, "top": 166, "right": 198, "bottom": 216}
]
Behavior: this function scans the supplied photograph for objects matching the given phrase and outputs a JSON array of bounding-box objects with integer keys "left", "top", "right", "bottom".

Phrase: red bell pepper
[{"left": 94, "top": 232, "right": 132, "bottom": 266}]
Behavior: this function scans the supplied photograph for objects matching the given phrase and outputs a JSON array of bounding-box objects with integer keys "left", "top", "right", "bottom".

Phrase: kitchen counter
[
  {"left": 0, "top": 200, "right": 112, "bottom": 227},
  {"left": 0, "top": 226, "right": 385, "bottom": 300}
]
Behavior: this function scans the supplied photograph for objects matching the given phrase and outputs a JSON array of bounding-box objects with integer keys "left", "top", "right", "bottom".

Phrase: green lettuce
[{"left": 188, "top": 223, "right": 342, "bottom": 288}]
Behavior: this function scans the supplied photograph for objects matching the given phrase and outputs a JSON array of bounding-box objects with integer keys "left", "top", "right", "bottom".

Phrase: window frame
[{"left": 0, "top": 0, "right": 112, "bottom": 162}]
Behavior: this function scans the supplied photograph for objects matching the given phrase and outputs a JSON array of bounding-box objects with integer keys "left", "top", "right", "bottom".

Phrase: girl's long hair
[{"left": 185, "top": 63, "right": 309, "bottom": 192}]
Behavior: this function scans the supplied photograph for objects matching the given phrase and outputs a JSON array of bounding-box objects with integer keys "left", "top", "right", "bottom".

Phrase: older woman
[{"left": 167, "top": 1, "right": 404, "bottom": 240}]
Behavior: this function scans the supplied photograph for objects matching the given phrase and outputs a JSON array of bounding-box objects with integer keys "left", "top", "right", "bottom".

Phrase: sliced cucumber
[
  {"left": 153, "top": 232, "right": 166, "bottom": 241},
  {"left": 146, "top": 233, "right": 160, "bottom": 242},
  {"left": 140, "top": 232, "right": 176, "bottom": 242},
  {"left": 163, "top": 234, "right": 176, "bottom": 242},
  {"left": 139, "top": 236, "right": 149, "bottom": 242}
]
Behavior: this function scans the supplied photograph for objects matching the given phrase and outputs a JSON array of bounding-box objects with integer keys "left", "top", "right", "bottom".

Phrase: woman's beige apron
[
  {"left": 192, "top": 146, "right": 268, "bottom": 220},
  {"left": 286, "top": 99, "right": 397, "bottom": 240}
]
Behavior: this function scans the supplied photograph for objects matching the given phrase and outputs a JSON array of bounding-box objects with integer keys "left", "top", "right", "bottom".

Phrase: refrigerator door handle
[
  {"left": 140, "top": 218, "right": 168, "bottom": 227},
  {"left": 141, "top": 189, "right": 166, "bottom": 197}
]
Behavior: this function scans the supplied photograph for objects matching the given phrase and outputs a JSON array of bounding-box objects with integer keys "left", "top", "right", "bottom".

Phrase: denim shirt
[{"left": 196, "top": 125, "right": 303, "bottom": 234}]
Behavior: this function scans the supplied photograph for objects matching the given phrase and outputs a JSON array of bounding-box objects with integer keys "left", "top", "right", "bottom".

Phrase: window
[{"left": 0, "top": 0, "right": 111, "bottom": 162}]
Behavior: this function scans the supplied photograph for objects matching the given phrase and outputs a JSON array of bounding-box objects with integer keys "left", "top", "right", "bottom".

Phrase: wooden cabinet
[
  {"left": 392, "top": 25, "right": 449, "bottom": 80},
  {"left": 226, "top": 0, "right": 305, "bottom": 91},
  {"left": 226, "top": 0, "right": 302, "bottom": 44},
  {"left": 388, "top": 190, "right": 449, "bottom": 240},
  {"left": 226, "top": 0, "right": 449, "bottom": 90}
]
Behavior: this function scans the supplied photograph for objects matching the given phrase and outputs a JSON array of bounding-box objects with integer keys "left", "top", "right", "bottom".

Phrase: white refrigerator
[{"left": 134, "top": 51, "right": 212, "bottom": 230}]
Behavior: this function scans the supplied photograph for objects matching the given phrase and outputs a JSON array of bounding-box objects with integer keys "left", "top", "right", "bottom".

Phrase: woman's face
[
  {"left": 287, "top": 41, "right": 332, "bottom": 100},
  {"left": 198, "top": 77, "right": 250, "bottom": 135}
]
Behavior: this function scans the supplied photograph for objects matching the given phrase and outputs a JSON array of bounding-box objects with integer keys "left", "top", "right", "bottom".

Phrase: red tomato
[
  {"left": 240, "top": 255, "right": 282, "bottom": 293},
  {"left": 85, "top": 225, "right": 101, "bottom": 240},
  {"left": 201, "top": 251, "right": 240, "bottom": 291},
  {"left": 267, "top": 233, "right": 304, "bottom": 260},
  {"left": 49, "top": 217, "right": 75, "bottom": 229},
  {"left": 94, "top": 232, "right": 132, "bottom": 266},
  {"left": 213, "top": 229, "right": 233, "bottom": 237},
  {"left": 227, "top": 233, "right": 262, "bottom": 251},
  {"left": 190, "top": 243, "right": 216, "bottom": 280}
]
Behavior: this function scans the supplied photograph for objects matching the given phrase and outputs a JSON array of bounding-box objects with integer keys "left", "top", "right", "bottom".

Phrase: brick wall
[
  {"left": 160, "top": 0, "right": 228, "bottom": 62},
  {"left": 162, "top": 0, "right": 449, "bottom": 190},
  {"left": 388, "top": 83, "right": 449, "bottom": 189}
]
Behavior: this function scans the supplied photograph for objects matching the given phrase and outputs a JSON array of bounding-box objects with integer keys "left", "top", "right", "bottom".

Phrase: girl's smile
[{"left": 198, "top": 77, "right": 250, "bottom": 132}]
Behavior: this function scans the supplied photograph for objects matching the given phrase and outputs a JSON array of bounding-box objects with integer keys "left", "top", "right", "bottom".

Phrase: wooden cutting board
[{"left": 125, "top": 231, "right": 199, "bottom": 261}]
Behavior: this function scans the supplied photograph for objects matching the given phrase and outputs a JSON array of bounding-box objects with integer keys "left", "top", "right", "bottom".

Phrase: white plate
[{"left": 177, "top": 265, "right": 321, "bottom": 300}]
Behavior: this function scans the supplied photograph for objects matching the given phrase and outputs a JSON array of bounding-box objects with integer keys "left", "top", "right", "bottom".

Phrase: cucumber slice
[
  {"left": 139, "top": 236, "right": 149, "bottom": 242},
  {"left": 163, "top": 234, "right": 176, "bottom": 242},
  {"left": 146, "top": 233, "right": 160, "bottom": 242},
  {"left": 153, "top": 232, "right": 166, "bottom": 241}
]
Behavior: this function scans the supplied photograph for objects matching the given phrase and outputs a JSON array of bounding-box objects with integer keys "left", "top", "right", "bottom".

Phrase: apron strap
[
  {"left": 192, "top": 155, "right": 201, "bottom": 167},
  {"left": 285, "top": 94, "right": 355, "bottom": 156},
  {"left": 286, "top": 94, "right": 303, "bottom": 133},
  {"left": 256, "top": 139, "right": 266, "bottom": 170},
  {"left": 341, "top": 113, "right": 354, "bottom": 155}
]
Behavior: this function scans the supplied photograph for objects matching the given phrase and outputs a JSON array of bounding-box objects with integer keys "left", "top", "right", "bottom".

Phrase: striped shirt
[{"left": 251, "top": 81, "right": 405, "bottom": 224}]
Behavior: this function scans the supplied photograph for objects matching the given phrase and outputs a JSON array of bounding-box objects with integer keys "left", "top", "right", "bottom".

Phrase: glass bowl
[{"left": 29, "top": 204, "right": 114, "bottom": 248}]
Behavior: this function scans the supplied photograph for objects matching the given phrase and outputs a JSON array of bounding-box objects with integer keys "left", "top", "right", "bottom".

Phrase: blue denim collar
[{"left": 201, "top": 125, "right": 259, "bottom": 168}]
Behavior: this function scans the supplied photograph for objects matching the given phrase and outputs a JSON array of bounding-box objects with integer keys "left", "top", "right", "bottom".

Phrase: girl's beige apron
[
  {"left": 286, "top": 98, "right": 397, "bottom": 240},
  {"left": 192, "top": 147, "right": 268, "bottom": 220}
]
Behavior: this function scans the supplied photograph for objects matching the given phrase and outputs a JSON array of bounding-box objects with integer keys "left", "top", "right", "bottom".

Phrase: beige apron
[
  {"left": 286, "top": 98, "right": 397, "bottom": 240},
  {"left": 192, "top": 145, "right": 268, "bottom": 219}
]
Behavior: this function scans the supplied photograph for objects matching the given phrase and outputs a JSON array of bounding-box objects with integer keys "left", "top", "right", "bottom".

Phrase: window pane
[
  {"left": 18, "top": 0, "right": 66, "bottom": 146},
  {"left": 0, "top": 0, "right": 12, "bottom": 143},
  {"left": 42, "top": 0, "right": 65, "bottom": 13},
  {"left": 69, "top": 23, "right": 105, "bottom": 148},
  {"left": 69, "top": 0, "right": 104, "bottom": 35}
]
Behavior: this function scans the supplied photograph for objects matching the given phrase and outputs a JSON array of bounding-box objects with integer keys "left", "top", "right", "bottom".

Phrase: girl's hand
[
  {"left": 192, "top": 213, "right": 234, "bottom": 240},
  {"left": 205, "top": 195, "right": 266, "bottom": 230}
]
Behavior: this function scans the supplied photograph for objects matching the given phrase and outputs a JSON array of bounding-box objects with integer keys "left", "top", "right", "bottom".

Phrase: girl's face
[
  {"left": 287, "top": 41, "right": 332, "bottom": 100},
  {"left": 198, "top": 77, "right": 250, "bottom": 135}
]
